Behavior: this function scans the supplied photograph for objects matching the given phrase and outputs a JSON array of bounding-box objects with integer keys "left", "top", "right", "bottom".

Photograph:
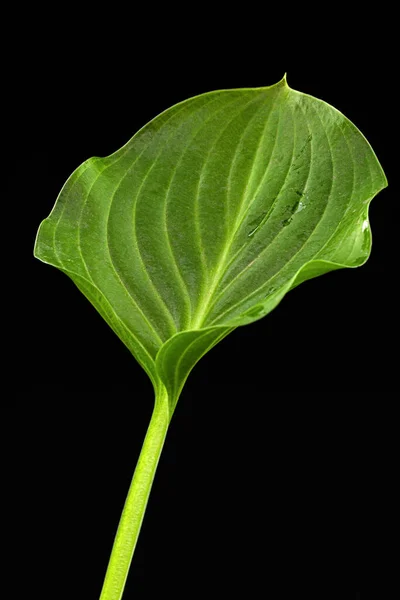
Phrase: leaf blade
[{"left": 35, "top": 77, "right": 387, "bottom": 402}]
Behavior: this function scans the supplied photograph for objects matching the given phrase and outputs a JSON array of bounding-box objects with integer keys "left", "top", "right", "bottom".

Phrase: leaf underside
[{"left": 34, "top": 77, "right": 387, "bottom": 414}]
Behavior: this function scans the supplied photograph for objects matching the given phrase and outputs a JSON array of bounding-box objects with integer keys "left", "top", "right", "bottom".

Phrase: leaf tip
[{"left": 280, "top": 72, "right": 289, "bottom": 88}]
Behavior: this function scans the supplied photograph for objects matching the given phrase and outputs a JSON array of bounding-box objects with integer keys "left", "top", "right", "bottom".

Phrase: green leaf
[
  {"left": 34, "top": 76, "right": 386, "bottom": 412},
  {"left": 34, "top": 76, "right": 387, "bottom": 598}
]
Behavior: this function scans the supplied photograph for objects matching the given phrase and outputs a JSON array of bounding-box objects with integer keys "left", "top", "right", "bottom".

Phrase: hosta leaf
[{"left": 34, "top": 76, "right": 387, "bottom": 414}]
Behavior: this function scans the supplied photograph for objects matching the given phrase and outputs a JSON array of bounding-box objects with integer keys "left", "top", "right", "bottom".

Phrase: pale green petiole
[{"left": 99, "top": 386, "right": 169, "bottom": 600}]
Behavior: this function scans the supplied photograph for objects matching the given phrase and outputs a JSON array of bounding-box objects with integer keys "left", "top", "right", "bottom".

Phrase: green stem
[{"left": 99, "top": 386, "right": 170, "bottom": 600}]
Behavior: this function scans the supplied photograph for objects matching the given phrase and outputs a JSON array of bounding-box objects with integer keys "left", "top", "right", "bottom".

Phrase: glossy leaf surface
[{"left": 35, "top": 77, "right": 387, "bottom": 413}]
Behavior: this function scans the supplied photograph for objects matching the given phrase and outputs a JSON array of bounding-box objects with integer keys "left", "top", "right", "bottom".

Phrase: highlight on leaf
[{"left": 34, "top": 76, "right": 387, "bottom": 599}]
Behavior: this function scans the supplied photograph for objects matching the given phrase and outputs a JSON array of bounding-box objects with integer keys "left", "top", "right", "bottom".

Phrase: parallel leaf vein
[{"left": 208, "top": 98, "right": 340, "bottom": 325}]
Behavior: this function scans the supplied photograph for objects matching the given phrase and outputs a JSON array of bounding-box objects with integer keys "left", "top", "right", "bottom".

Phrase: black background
[{"left": 8, "top": 15, "right": 396, "bottom": 599}]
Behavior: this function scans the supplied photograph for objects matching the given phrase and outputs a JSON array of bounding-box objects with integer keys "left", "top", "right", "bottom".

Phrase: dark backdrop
[{"left": 8, "top": 19, "right": 395, "bottom": 599}]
